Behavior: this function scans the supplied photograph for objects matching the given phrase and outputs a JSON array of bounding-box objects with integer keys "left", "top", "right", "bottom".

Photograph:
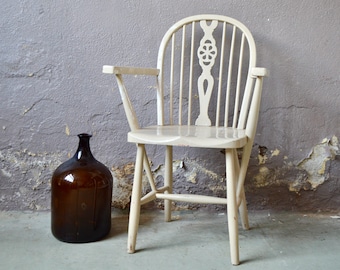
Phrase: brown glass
[{"left": 51, "top": 133, "right": 113, "bottom": 243}]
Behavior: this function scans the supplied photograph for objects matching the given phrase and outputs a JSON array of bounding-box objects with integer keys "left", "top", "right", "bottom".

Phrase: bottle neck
[{"left": 74, "top": 133, "right": 95, "bottom": 160}]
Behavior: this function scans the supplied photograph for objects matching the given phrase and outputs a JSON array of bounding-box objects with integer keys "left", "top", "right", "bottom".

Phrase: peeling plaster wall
[{"left": 1, "top": 1, "right": 339, "bottom": 211}]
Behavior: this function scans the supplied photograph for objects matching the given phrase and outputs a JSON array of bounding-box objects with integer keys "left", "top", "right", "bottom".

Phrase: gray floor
[{"left": 0, "top": 209, "right": 339, "bottom": 270}]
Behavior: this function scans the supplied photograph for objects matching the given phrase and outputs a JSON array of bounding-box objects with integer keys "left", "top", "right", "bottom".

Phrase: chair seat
[{"left": 128, "top": 125, "right": 248, "bottom": 149}]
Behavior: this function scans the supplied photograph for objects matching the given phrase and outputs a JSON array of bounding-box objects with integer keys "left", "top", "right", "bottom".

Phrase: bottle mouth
[{"left": 77, "top": 133, "right": 92, "bottom": 138}]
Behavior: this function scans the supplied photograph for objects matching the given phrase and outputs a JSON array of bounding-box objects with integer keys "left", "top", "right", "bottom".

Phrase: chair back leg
[
  {"left": 164, "top": 146, "right": 173, "bottom": 222},
  {"left": 239, "top": 188, "right": 250, "bottom": 230}
]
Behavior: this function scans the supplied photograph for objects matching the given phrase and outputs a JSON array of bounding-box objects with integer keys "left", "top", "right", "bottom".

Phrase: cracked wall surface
[
  {"left": 298, "top": 136, "right": 339, "bottom": 190},
  {"left": 0, "top": 148, "right": 62, "bottom": 210},
  {"left": 254, "top": 136, "right": 339, "bottom": 193},
  {"left": 1, "top": 1, "right": 339, "bottom": 211}
]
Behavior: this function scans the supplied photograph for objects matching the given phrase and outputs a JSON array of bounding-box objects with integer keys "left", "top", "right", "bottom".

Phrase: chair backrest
[{"left": 156, "top": 15, "right": 258, "bottom": 131}]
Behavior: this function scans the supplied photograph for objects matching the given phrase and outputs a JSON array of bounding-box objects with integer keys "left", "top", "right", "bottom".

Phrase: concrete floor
[{"left": 0, "top": 209, "right": 339, "bottom": 270}]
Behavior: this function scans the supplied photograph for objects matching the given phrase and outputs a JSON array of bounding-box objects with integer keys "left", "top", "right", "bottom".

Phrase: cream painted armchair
[{"left": 103, "top": 14, "right": 267, "bottom": 265}]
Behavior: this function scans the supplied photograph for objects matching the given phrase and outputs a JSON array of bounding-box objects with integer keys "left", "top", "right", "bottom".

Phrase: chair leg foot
[
  {"left": 127, "top": 246, "right": 135, "bottom": 254},
  {"left": 228, "top": 203, "right": 240, "bottom": 265},
  {"left": 164, "top": 199, "right": 172, "bottom": 222}
]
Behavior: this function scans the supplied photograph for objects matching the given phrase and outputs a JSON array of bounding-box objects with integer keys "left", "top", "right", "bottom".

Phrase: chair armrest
[
  {"left": 103, "top": 65, "right": 160, "bottom": 76},
  {"left": 251, "top": 67, "right": 268, "bottom": 78}
]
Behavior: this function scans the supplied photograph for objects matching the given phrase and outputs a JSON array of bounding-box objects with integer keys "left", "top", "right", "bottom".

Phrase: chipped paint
[
  {"left": 298, "top": 136, "right": 339, "bottom": 189},
  {"left": 65, "top": 124, "right": 70, "bottom": 136},
  {"left": 258, "top": 145, "right": 268, "bottom": 165},
  {"left": 186, "top": 169, "right": 197, "bottom": 184},
  {"left": 1, "top": 135, "right": 339, "bottom": 211},
  {"left": 1, "top": 169, "right": 12, "bottom": 178},
  {"left": 111, "top": 163, "right": 135, "bottom": 209},
  {"left": 252, "top": 136, "right": 339, "bottom": 194},
  {"left": 254, "top": 166, "right": 271, "bottom": 187},
  {"left": 258, "top": 147, "right": 281, "bottom": 164},
  {"left": 182, "top": 160, "right": 222, "bottom": 181},
  {"left": 271, "top": 149, "right": 280, "bottom": 157},
  {"left": 0, "top": 148, "right": 63, "bottom": 210},
  {"left": 109, "top": 158, "right": 225, "bottom": 210},
  {"left": 258, "top": 154, "right": 268, "bottom": 165}
]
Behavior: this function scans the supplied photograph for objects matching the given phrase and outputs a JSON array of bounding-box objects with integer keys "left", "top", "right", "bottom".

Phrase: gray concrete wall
[{"left": 1, "top": 0, "right": 339, "bottom": 211}]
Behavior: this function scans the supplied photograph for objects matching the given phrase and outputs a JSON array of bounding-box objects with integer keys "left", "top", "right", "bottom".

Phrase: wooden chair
[{"left": 103, "top": 14, "right": 267, "bottom": 265}]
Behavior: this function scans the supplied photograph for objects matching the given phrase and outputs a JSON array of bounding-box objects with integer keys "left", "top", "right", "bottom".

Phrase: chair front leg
[
  {"left": 226, "top": 149, "right": 240, "bottom": 265},
  {"left": 127, "top": 144, "right": 145, "bottom": 253}
]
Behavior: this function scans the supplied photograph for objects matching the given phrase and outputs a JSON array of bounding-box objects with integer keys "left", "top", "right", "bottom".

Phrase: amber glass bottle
[{"left": 51, "top": 133, "right": 113, "bottom": 243}]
